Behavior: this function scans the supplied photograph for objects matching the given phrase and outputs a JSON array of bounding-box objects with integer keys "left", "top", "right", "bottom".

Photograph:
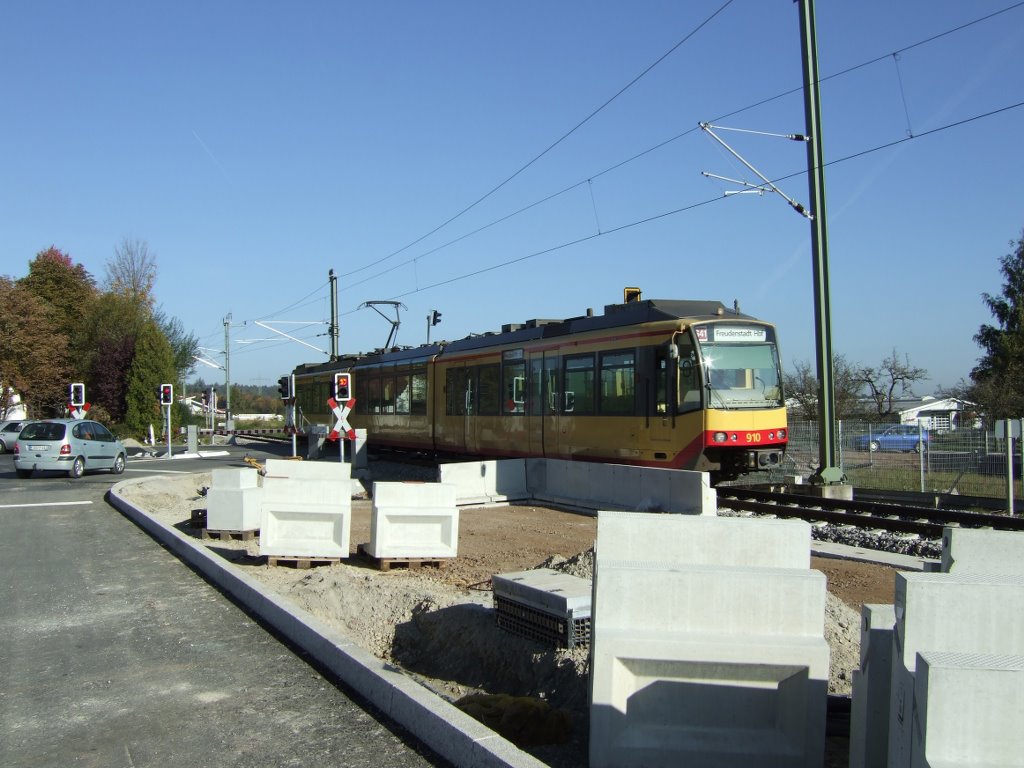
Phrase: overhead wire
[
  {"left": 336, "top": 0, "right": 739, "bottom": 281},
  {"left": 337, "top": 1, "right": 1024, "bottom": 300}
]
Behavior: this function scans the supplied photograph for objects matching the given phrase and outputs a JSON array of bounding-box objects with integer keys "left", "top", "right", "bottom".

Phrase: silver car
[
  {"left": 14, "top": 419, "right": 127, "bottom": 479},
  {"left": 0, "top": 419, "right": 24, "bottom": 453}
]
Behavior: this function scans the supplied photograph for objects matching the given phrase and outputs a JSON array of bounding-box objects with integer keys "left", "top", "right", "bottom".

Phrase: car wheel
[
  {"left": 16, "top": 469, "right": 32, "bottom": 479},
  {"left": 869, "top": 440, "right": 880, "bottom": 452},
  {"left": 111, "top": 453, "right": 126, "bottom": 475},
  {"left": 68, "top": 456, "right": 85, "bottom": 479},
  {"left": 0, "top": 441, "right": 6, "bottom": 454}
]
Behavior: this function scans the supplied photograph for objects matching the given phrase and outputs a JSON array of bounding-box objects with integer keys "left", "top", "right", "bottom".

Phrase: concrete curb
[{"left": 108, "top": 476, "right": 548, "bottom": 768}]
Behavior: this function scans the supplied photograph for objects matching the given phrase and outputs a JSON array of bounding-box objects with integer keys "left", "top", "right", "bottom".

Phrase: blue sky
[{"left": 3, "top": 1, "right": 1023, "bottom": 393}]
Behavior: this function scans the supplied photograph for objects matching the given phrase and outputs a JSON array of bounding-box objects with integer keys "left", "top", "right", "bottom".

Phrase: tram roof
[{"left": 294, "top": 299, "right": 757, "bottom": 373}]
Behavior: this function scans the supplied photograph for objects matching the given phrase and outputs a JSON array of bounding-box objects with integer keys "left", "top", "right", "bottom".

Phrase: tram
[{"left": 290, "top": 295, "right": 787, "bottom": 481}]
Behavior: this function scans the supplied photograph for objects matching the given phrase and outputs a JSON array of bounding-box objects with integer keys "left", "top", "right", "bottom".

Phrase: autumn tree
[
  {"left": 857, "top": 349, "right": 928, "bottom": 417},
  {"left": 105, "top": 236, "right": 158, "bottom": 310},
  {"left": 783, "top": 354, "right": 866, "bottom": 420},
  {"left": 0, "top": 277, "right": 71, "bottom": 416},
  {"left": 971, "top": 229, "right": 1024, "bottom": 419}
]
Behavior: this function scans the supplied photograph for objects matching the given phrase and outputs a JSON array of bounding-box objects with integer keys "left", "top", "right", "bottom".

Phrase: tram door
[
  {"left": 646, "top": 346, "right": 676, "bottom": 454},
  {"left": 437, "top": 364, "right": 471, "bottom": 453},
  {"left": 526, "top": 353, "right": 560, "bottom": 457}
]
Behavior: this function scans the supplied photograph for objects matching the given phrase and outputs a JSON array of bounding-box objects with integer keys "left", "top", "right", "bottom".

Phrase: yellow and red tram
[{"left": 291, "top": 297, "right": 787, "bottom": 481}]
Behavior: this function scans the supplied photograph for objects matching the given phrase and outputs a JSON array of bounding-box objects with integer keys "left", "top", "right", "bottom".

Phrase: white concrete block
[
  {"left": 595, "top": 560, "right": 825, "bottom": 638},
  {"left": 941, "top": 526, "right": 1024, "bottom": 575},
  {"left": 596, "top": 511, "right": 811, "bottom": 569},
  {"left": 211, "top": 467, "right": 260, "bottom": 489},
  {"left": 888, "top": 572, "right": 1024, "bottom": 768},
  {"left": 589, "top": 631, "right": 828, "bottom": 768},
  {"left": 492, "top": 568, "right": 592, "bottom": 616},
  {"left": 264, "top": 458, "right": 351, "bottom": 482},
  {"left": 912, "top": 651, "right": 1024, "bottom": 768},
  {"left": 262, "top": 475, "right": 352, "bottom": 507},
  {"left": 438, "top": 460, "right": 528, "bottom": 505},
  {"left": 206, "top": 487, "right": 263, "bottom": 531},
  {"left": 259, "top": 503, "right": 350, "bottom": 559},
  {"left": 526, "top": 457, "right": 716, "bottom": 515},
  {"left": 367, "top": 482, "right": 458, "bottom": 559},
  {"left": 848, "top": 604, "right": 896, "bottom": 768},
  {"left": 893, "top": 572, "right": 1024, "bottom": 674}
]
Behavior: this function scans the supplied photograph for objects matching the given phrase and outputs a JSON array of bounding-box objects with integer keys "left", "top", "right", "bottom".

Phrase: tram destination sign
[{"left": 696, "top": 325, "right": 767, "bottom": 343}]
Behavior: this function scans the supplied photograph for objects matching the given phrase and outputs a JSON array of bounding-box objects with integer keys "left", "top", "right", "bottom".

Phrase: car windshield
[
  {"left": 20, "top": 422, "right": 66, "bottom": 441},
  {"left": 701, "top": 343, "right": 784, "bottom": 410}
]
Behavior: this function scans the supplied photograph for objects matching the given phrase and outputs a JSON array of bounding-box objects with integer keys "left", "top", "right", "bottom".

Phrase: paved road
[{"left": 0, "top": 449, "right": 447, "bottom": 768}]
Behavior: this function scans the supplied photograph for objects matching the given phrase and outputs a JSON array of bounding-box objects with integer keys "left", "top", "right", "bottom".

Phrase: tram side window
[
  {"left": 477, "top": 364, "right": 500, "bottom": 416},
  {"left": 410, "top": 369, "right": 427, "bottom": 415},
  {"left": 446, "top": 368, "right": 470, "bottom": 416},
  {"left": 363, "top": 377, "right": 380, "bottom": 414},
  {"left": 395, "top": 373, "right": 411, "bottom": 415},
  {"left": 678, "top": 340, "right": 701, "bottom": 413},
  {"left": 655, "top": 351, "right": 669, "bottom": 415},
  {"left": 599, "top": 350, "right": 635, "bottom": 415},
  {"left": 503, "top": 361, "right": 526, "bottom": 414},
  {"left": 563, "top": 354, "right": 595, "bottom": 415}
]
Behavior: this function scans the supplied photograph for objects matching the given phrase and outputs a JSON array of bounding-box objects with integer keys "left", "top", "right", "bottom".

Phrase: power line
[
  {"left": 378, "top": 98, "right": 1024, "bottom": 302},
  {"left": 338, "top": 1, "right": 1024, "bottom": 298},
  {"left": 337, "top": 0, "right": 739, "bottom": 281}
]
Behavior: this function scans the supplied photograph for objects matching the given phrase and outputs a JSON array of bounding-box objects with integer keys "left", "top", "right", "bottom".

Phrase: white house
[{"left": 897, "top": 396, "right": 978, "bottom": 432}]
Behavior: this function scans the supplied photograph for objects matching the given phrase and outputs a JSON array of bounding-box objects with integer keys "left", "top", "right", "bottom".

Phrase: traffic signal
[
  {"left": 334, "top": 372, "right": 351, "bottom": 401},
  {"left": 278, "top": 375, "right": 292, "bottom": 400},
  {"left": 70, "top": 382, "right": 85, "bottom": 407},
  {"left": 159, "top": 383, "right": 173, "bottom": 406},
  {"left": 430, "top": 310, "right": 442, "bottom": 326}
]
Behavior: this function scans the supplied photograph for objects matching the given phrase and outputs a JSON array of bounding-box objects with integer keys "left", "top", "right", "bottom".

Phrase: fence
[{"left": 773, "top": 419, "right": 1021, "bottom": 500}]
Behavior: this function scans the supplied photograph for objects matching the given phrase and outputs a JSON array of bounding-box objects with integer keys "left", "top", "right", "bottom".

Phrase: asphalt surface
[{"left": 0, "top": 453, "right": 448, "bottom": 768}]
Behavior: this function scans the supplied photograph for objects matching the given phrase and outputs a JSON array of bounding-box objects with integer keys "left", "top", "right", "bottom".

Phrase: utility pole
[
  {"left": 798, "top": 0, "right": 844, "bottom": 486},
  {"left": 223, "top": 313, "right": 233, "bottom": 426}
]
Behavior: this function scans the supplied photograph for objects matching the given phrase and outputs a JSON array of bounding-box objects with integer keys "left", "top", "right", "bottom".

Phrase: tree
[
  {"left": 971, "top": 230, "right": 1024, "bottom": 419},
  {"left": 123, "top": 318, "right": 177, "bottom": 436},
  {"left": 155, "top": 307, "right": 199, "bottom": 382},
  {"left": 856, "top": 349, "right": 928, "bottom": 417},
  {"left": 18, "top": 246, "right": 96, "bottom": 379},
  {"left": 783, "top": 354, "right": 865, "bottom": 420},
  {"left": 0, "top": 277, "right": 71, "bottom": 416},
  {"left": 105, "top": 236, "right": 158, "bottom": 310}
]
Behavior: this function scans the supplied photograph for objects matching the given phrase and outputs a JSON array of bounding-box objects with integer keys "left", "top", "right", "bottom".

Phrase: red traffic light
[
  {"left": 159, "top": 384, "right": 174, "bottom": 406},
  {"left": 334, "top": 373, "right": 351, "bottom": 401}
]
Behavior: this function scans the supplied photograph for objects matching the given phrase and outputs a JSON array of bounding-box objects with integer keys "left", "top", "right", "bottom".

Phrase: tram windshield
[{"left": 697, "top": 326, "right": 784, "bottom": 410}]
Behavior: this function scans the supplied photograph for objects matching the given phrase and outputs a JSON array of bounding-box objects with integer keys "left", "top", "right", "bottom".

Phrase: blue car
[{"left": 854, "top": 424, "right": 929, "bottom": 453}]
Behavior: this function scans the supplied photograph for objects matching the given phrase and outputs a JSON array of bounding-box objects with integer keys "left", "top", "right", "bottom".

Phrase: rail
[{"left": 717, "top": 486, "right": 1024, "bottom": 539}]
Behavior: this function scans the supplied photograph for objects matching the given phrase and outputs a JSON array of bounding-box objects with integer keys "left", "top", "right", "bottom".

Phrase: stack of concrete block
[
  {"left": 589, "top": 511, "right": 829, "bottom": 768},
  {"left": 206, "top": 467, "right": 262, "bottom": 532},
  {"left": 887, "top": 571, "right": 1024, "bottom": 768},
  {"left": 259, "top": 459, "right": 352, "bottom": 559},
  {"left": 367, "top": 481, "right": 458, "bottom": 560}
]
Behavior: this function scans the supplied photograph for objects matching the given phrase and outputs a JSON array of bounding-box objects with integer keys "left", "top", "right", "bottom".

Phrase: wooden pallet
[
  {"left": 357, "top": 543, "right": 447, "bottom": 572},
  {"left": 201, "top": 528, "right": 258, "bottom": 542},
  {"left": 267, "top": 556, "right": 341, "bottom": 569}
]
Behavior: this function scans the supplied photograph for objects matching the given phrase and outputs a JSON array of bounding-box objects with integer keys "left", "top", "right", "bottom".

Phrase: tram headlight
[
  {"left": 712, "top": 432, "right": 728, "bottom": 443},
  {"left": 777, "top": 429, "right": 787, "bottom": 440}
]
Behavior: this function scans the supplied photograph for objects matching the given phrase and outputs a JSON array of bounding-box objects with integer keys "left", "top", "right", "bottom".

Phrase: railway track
[{"left": 718, "top": 486, "right": 1024, "bottom": 540}]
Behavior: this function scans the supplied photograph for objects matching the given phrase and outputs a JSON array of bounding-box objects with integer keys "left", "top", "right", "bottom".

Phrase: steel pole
[{"left": 798, "top": 0, "right": 844, "bottom": 484}]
